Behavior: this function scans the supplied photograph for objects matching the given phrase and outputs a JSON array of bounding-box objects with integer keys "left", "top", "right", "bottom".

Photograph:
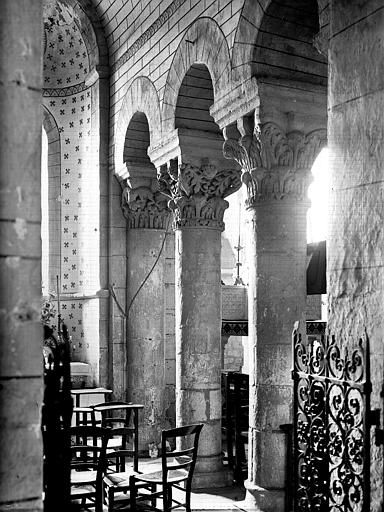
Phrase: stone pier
[
  {"left": 122, "top": 176, "right": 169, "bottom": 450},
  {"left": 327, "top": 3, "right": 384, "bottom": 508},
  {"left": 224, "top": 117, "right": 326, "bottom": 510},
  {"left": 158, "top": 159, "right": 241, "bottom": 487},
  {"left": 0, "top": 1, "right": 43, "bottom": 510}
]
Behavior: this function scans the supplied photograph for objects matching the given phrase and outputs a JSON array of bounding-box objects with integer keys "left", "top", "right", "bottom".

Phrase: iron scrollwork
[{"left": 292, "top": 324, "right": 370, "bottom": 512}]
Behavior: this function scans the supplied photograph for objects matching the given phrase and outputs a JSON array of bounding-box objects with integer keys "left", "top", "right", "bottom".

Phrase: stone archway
[
  {"left": 114, "top": 76, "right": 161, "bottom": 180},
  {"left": 231, "top": 0, "right": 328, "bottom": 83},
  {"left": 110, "top": 76, "right": 163, "bottom": 405},
  {"left": 161, "top": 17, "right": 232, "bottom": 135},
  {"left": 42, "top": 105, "right": 61, "bottom": 294},
  {"left": 155, "top": 54, "right": 242, "bottom": 487},
  {"left": 42, "top": 0, "right": 109, "bottom": 386}
]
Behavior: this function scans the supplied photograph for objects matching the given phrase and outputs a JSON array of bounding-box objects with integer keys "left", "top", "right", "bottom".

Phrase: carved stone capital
[
  {"left": 223, "top": 120, "right": 327, "bottom": 207},
  {"left": 122, "top": 181, "right": 169, "bottom": 229},
  {"left": 158, "top": 161, "right": 241, "bottom": 230}
]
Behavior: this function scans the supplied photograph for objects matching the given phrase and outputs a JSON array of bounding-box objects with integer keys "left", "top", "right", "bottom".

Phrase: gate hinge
[
  {"left": 369, "top": 409, "right": 381, "bottom": 427},
  {"left": 375, "top": 428, "right": 384, "bottom": 446},
  {"left": 371, "top": 409, "right": 384, "bottom": 446}
]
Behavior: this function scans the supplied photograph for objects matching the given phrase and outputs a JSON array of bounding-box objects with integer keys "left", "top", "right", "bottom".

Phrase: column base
[
  {"left": 192, "top": 466, "right": 233, "bottom": 489},
  {"left": 232, "top": 480, "right": 284, "bottom": 512}
]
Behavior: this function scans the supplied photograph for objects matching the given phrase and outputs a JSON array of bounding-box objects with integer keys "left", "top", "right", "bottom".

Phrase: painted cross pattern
[
  {"left": 43, "top": 16, "right": 89, "bottom": 88},
  {"left": 61, "top": 301, "right": 85, "bottom": 354},
  {"left": 43, "top": 88, "right": 93, "bottom": 294},
  {"left": 42, "top": 12, "right": 99, "bottom": 357}
]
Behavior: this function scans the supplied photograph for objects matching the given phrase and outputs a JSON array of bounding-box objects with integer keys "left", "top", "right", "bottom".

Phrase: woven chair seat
[
  {"left": 71, "top": 469, "right": 97, "bottom": 485},
  {"left": 104, "top": 469, "right": 138, "bottom": 488},
  {"left": 137, "top": 468, "right": 188, "bottom": 484}
]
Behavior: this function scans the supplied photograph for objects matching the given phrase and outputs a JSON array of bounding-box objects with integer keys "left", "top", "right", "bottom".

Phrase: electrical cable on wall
[{"left": 110, "top": 215, "right": 172, "bottom": 317}]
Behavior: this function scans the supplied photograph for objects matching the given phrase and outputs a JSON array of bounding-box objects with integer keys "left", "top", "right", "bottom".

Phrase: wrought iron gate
[{"left": 292, "top": 322, "right": 371, "bottom": 512}]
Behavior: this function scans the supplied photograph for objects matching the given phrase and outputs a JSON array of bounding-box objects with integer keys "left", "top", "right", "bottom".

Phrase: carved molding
[
  {"left": 223, "top": 121, "right": 327, "bottom": 206},
  {"left": 43, "top": 82, "right": 88, "bottom": 97},
  {"left": 158, "top": 161, "right": 241, "bottom": 230},
  {"left": 122, "top": 183, "right": 169, "bottom": 229}
]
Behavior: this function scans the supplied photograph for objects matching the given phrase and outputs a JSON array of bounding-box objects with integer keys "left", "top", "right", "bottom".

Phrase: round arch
[
  {"left": 42, "top": 105, "right": 61, "bottom": 294},
  {"left": 75, "top": 0, "right": 108, "bottom": 68},
  {"left": 231, "top": 0, "right": 325, "bottom": 83},
  {"left": 114, "top": 76, "right": 161, "bottom": 181},
  {"left": 161, "top": 17, "right": 232, "bottom": 134},
  {"left": 42, "top": 0, "right": 109, "bottom": 387},
  {"left": 44, "top": 0, "right": 108, "bottom": 69}
]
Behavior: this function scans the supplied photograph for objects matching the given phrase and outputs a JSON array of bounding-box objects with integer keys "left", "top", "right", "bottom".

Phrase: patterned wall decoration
[
  {"left": 43, "top": 0, "right": 97, "bottom": 362},
  {"left": 43, "top": 0, "right": 89, "bottom": 88}
]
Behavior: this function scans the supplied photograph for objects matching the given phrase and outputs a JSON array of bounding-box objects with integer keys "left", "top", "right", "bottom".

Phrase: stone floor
[
  {"left": 74, "top": 484, "right": 246, "bottom": 511},
  {"left": 188, "top": 485, "right": 246, "bottom": 511}
]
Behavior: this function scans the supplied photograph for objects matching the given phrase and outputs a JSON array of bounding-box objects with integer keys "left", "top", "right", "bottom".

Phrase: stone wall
[{"left": 328, "top": 2, "right": 384, "bottom": 509}]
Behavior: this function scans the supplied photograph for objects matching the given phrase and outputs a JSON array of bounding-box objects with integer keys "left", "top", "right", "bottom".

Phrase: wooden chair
[
  {"left": 70, "top": 425, "right": 110, "bottom": 512},
  {"left": 73, "top": 406, "right": 97, "bottom": 427},
  {"left": 102, "top": 427, "right": 155, "bottom": 512},
  {"left": 91, "top": 401, "right": 135, "bottom": 428},
  {"left": 90, "top": 401, "right": 143, "bottom": 470},
  {"left": 129, "top": 424, "right": 203, "bottom": 512}
]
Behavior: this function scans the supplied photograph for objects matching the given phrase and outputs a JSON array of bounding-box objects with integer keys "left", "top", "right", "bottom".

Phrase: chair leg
[
  {"left": 130, "top": 476, "right": 137, "bottom": 512},
  {"left": 108, "top": 488, "right": 114, "bottom": 512},
  {"left": 151, "top": 483, "right": 156, "bottom": 507},
  {"left": 168, "top": 485, "right": 173, "bottom": 509},
  {"left": 95, "top": 490, "right": 103, "bottom": 512},
  {"left": 163, "top": 485, "right": 168, "bottom": 512},
  {"left": 163, "top": 484, "right": 173, "bottom": 512},
  {"left": 185, "top": 483, "right": 192, "bottom": 512}
]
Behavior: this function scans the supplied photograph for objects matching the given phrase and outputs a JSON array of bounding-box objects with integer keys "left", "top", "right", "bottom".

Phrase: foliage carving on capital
[
  {"left": 158, "top": 161, "right": 241, "bottom": 230},
  {"left": 223, "top": 121, "right": 327, "bottom": 206},
  {"left": 122, "top": 183, "right": 169, "bottom": 229}
]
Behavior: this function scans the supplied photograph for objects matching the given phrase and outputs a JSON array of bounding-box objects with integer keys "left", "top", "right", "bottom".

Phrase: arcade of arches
[{"left": 1, "top": 0, "right": 384, "bottom": 511}]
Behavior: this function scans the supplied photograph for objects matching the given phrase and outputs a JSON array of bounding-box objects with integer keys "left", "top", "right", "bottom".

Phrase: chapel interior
[{"left": 1, "top": 0, "right": 384, "bottom": 511}]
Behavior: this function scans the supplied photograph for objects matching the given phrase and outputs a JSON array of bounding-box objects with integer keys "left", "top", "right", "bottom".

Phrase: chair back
[
  {"left": 103, "top": 427, "right": 137, "bottom": 473},
  {"left": 161, "top": 424, "right": 203, "bottom": 488},
  {"left": 70, "top": 425, "right": 110, "bottom": 476},
  {"left": 91, "top": 401, "right": 132, "bottom": 427}
]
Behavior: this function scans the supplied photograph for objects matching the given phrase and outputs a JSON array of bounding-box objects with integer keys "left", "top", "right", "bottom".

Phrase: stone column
[
  {"left": 0, "top": 1, "right": 43, "bottom": 509},
  {"left": 224, "top": 118, "right": 326, "bottom": 511},
  {"left": 158, "top": 159, "right": 241, "bottom": 487},
  {"left": 122, "top": 178, "right": 169, "bottom": 451}
]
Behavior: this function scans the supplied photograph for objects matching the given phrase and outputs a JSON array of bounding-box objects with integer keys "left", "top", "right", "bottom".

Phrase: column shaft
[
  {"left": 126, "top": 228, "right": 166, "bottom": 450},
  {"left": 175, "top": 226, "right": 225, "bottom": 487},
  {"left": 245, "top": 201, "right": 307, "bottom": 512},
  {"left": 157, "top": 159, "right": 241, "bottom": 487}
]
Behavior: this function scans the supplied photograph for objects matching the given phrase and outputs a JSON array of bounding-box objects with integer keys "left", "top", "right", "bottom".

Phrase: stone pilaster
[
  {"left": 327, "top": 4, "right": 384, "bottom": 508},
  {"left": 159, "top": 159, "right": 241, "bottom": 487},
  {"left": 122, "top": 177, "right": 170, "bottom": 451},
  {"left": 224, "top": 117, "right": 326, "bottom": 511}
]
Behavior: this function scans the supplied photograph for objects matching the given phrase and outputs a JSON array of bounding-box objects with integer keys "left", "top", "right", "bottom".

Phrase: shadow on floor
[{"left": 190, "top": 485, "right": 246, "bottom": 511}]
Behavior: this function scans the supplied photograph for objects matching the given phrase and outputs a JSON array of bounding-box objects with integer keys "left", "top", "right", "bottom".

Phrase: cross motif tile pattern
[
  {"left": 43, "top": 88, "right": 92, "bottom": 296},
  {"left": 43, "top": 11, "right": 95, "bottom": 357},
  {"left": 44, "top": 14, "right": 89, "bottom": 89}
]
